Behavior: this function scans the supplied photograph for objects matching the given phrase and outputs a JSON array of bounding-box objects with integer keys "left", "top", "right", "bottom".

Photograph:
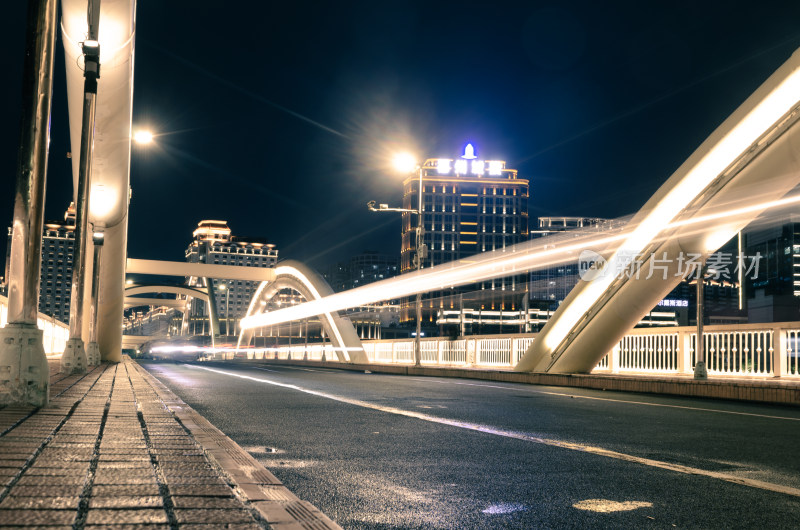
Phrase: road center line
[
  {"left": 188, "top": 364, "right": 800, "bottom": 498},
  {"left": 409, "top": 378, "right": 800, "bottom": 422}
]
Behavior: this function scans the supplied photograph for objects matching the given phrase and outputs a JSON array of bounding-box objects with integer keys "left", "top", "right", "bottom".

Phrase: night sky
[{"left": 2, "top": 1, "right": 800, "bottom": 271}]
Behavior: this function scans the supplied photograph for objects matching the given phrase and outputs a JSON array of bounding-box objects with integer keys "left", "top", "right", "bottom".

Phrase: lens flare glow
[
  {"left": 133, "top": 130, "right": 154, "bottom": 144},
  {"left": 89, "top": 183, "right": 117, "bottom": 219},
  {"left": 392, "top": 152, "right": 417, "bottom": 173}
]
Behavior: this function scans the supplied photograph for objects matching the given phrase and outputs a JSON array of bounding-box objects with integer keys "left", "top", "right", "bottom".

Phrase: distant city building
[
  {"left": 745, "top": 219, "right": 800, "bottom": 322},
  {"left": 400, "top": 143, "right": 529, "bottom": 328},
  {"left": 529, "top": 217, "right": 609, "bottom": 305},
  {"left": 526, "top": 216, "right": 743, "bottom": 327},
  {"left": 530, "top": 216, "right": 609, "bottom": 238},
  {"left": 322, "top": 251, "right": 399, "bottom": 292},
  {"left": 185, "top": 220, "right": 278, "bottom": 335},
  {"left": 5, "top": 205, "right": 76, "bottom": 323},
  {"left": 320, "top": 251, "right": 401, "bottom": 340},
  {"left": 124, "top": 307, "right": 182, "bottom": 337}
]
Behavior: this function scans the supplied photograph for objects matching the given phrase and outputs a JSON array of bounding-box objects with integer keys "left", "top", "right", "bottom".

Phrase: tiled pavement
[{"left": 0, "top": 357, "right": 340, "bottom": 529}]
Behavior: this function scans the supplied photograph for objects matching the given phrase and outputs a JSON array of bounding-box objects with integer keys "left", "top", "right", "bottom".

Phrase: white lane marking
[
  {"left": 253, "top": 365, "right": 342, "bottom": 374},
  {"left": 409, "top": 378, "right": 800, "bottom": 422},
  {"left": 573, "top": 499, "right": 653, "bottom": 513},
  {"left": 289, "top": 367, "right": 343, "bottom": 374},
  {"left": 189, "top": 364, "right": 800, "bottom": 498},
  {"left": 252, "top": 367, "right": 280, "bottom": 373}
]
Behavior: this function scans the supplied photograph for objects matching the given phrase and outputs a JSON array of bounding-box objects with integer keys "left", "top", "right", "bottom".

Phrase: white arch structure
[
  {"left": 517, "top": 47, "right": 800, "bottom": 372},
  {"left": 124, "top": 285, "right": 208, "bottom": 313},
  {"left": 237, "top": 260, "right": 366, "bottom": 363},
  {"left": 124, "top": 285, "right": 209, "bottom": 306}
]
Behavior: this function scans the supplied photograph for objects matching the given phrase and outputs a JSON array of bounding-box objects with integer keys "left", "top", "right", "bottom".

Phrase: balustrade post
[
  {"left": 511, "top": 339, "right": 518, "bottom": 368},
  {"left": 611, "top": 343, "right": 620, "bottom": 373},
  {"left": 437, "top": 340, "right": 443, "bottom": 365},
  {"left": 773, "top": 326, "right": 786, "bottom": 378},
  {"left": 678, "top": 330, "right": 692, "bottom": 374},
  {"left": 466, "top": 338, "right": 475, "bottom": 365}
]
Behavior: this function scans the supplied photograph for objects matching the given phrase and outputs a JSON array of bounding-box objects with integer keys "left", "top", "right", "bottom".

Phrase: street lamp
[
  {"left": 695, "top": 262, "right": 710, "bottom": 379},
  {"left": 218, "top": 282, "right": 230, "bottom": 337},
  {"left": 133, "top": 129, "right": 154, "bottom": 145},
  {"left": 368, "top": 152, "right": 427, "bottom": 366}
]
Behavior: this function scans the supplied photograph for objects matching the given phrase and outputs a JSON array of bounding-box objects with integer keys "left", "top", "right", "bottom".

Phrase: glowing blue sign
[{"left": 462, "top": 143, "right": 477, "bottom": 159}]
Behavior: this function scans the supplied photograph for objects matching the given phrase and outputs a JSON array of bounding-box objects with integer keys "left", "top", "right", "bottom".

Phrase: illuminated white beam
[
  {"left": 541, "top": 55, "right": 800, "bottom": 351},
  {"left": 126, "top": 258, "right": 277, "bottom": 282}
]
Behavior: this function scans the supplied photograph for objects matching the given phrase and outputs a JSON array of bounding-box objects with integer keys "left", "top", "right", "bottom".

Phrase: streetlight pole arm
[
  {"left": 414, "top": 165, "right": 423, "bottom": 367},
  {"left": 367, "top": 200, "right": 417, "bottom": 214}
]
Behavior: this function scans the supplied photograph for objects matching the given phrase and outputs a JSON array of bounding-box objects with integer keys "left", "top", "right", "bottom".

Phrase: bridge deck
[
  {"left": 234, "top": 358, "right": 800, "bottom": 406},
  {"left": 0, "top": 357, "right": 338, "bottom": 528}
]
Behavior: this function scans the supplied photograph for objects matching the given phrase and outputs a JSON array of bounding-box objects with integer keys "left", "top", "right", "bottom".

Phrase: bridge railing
[
  {"left": 592, "top": 322, "right": 800, "bottom": 378},
  {"left": 0, "top": 294, "right": 70, "bottom": 355},
  {"left": 239, "top": 322, "right": 800, "bottom": 378}
]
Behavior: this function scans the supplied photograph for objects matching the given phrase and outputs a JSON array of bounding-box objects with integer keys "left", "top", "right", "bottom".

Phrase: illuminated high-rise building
[
  {"left": 5, "top": 204, "right": 76, "bottom": 323},
  {"left": 185, "top": 220, "right": 278, "bottom": 336},
  {"left": 400, "top": 144, "right": 529, "bottom": 326},
  {"left": 529, "top": 217, "right": 609, "bottom": 305}
]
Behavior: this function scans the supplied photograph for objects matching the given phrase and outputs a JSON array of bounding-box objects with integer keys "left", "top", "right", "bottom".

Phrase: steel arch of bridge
[
  {"left": 237, "top": 260, "right": 366, "bottom": 363},
  {"left": 123, "top": 285, "right": 210, "bottom": 307}
]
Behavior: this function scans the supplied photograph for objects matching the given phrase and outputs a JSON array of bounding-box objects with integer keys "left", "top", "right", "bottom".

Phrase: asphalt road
[{"left": 139, "top": 360, "right": 800, "bottom": 529}]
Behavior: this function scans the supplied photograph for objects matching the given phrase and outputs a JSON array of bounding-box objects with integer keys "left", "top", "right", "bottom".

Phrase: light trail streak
[
  {"left": 241, "top": 193, "right": 800, "bottom": 330},
  {"left": 150, "top": 43, "right": 348, "bottom": 139}
]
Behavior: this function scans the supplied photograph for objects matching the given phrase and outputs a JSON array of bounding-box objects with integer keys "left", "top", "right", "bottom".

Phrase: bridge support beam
[{"left": 0, "top": 0, "right": 58, "bottom": 406}]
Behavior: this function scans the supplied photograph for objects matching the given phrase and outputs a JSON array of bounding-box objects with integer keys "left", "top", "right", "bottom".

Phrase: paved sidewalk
[{"left": 0, "top": 357, "right": 340, "bottom": 529}]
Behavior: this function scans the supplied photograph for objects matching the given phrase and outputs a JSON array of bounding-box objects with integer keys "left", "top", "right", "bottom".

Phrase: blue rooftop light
[{"left": 462, "top": 143, "right": 477, "bottom": 159}]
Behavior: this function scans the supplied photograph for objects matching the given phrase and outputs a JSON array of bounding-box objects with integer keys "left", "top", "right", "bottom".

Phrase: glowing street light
[
  {"left": 133, "top": 130, "right": 154, "bottom": 145},
  {"left": 218, "top": 282, "right": 231, "bottom": 336},
  {"left": 370, "top": 152, "right": 426, "bottom": 366},
  {"left": 392, "top": 152, "right": 417, "bottom": 173}
]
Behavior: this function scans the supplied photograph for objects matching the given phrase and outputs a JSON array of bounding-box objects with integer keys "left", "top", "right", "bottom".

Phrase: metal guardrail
[{"left": 237, "top": 322, "right": 800, "bottom": 378}]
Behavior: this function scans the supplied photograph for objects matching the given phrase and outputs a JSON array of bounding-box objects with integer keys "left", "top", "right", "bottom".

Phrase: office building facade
[
  {"left": 5, "top": 205, "right": 76, "bottom": 324},
  {"left": 745, "top": 219, "right": 800, "bottom": 322},
  {"left": 400, "top": 144, "right": 529, "bottom": 326},
  {"left": 529, "top": 217, "right": 609, "bottom": 306},
  {"left": 185, "top": 220, "right": 278, "bottom": 335},
  {"left": 527, "top": 216, "right": 743, "bottom": 327},
  {"left": 323, "top": 251, "right": 400, "bottom": 292}
]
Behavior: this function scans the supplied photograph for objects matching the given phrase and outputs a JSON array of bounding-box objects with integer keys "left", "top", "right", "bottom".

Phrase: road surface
[{"left": 139, "top": 360, "right": 800, "bottom": 529}]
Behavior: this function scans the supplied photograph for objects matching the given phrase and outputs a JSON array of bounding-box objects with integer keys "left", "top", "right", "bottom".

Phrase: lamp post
[
  {"left": 62, "top": 4, "right": 102, "bottom": 374},
  {"left": 218, "top": 282, "right": 230, "bottom": 337},
  {"left": 694, "top": 262, "right": 708, "bottom": 379},
  {"left": 85, "top": 229, "right": 104, "bottom": 365},
  {"left": 368, "top": 153, "right": 427, "bottom": 366}
]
